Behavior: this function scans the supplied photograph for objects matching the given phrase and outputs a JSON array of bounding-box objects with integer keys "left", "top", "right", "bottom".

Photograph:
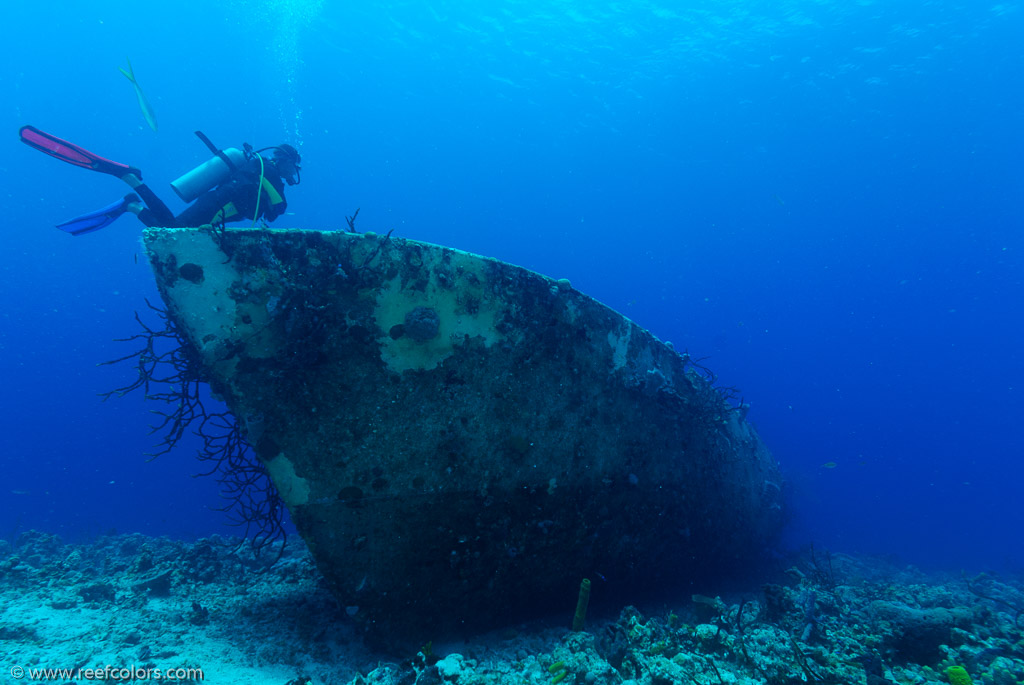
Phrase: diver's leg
[
  {"left": 132, "top": 207, "right": 164, "bottom": 228},
  {"left": 173, "top": 189, "right": 231, "bottom": 227},
  {"left": 122, "top": 174, "right": 176, "bottom": 226}
]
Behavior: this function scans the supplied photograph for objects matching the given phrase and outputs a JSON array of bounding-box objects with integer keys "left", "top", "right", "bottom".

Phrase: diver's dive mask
[{"left": 258, "top": 144, "right": 302, "bottom": 186}]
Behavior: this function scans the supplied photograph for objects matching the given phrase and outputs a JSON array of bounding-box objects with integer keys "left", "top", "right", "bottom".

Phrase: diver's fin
[
  {"left": 56, "top": 193, "right": 140, "bottom": 236},
  {"left": 19, "top": 125, "right": 141, "bottom": 178}
]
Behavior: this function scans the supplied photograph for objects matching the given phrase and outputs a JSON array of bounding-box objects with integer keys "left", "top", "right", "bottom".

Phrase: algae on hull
[{"left": 143, "top": 226, "right": 784, "bottom": 639}]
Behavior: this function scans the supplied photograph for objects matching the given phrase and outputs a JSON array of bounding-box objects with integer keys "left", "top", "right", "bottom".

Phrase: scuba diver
[{"left": 19, "top": 126, "right": 301, "bottom": 236}]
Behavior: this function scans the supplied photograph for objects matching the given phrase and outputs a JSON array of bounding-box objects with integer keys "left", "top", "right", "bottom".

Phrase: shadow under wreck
[{"left": 140, "top": 226, "right": 785, "bottom": 642}]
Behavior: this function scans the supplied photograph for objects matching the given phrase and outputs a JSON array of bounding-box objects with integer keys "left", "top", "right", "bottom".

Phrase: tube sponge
[
  {"left": 571, "top": 578, "right": 591, "bottom": 631},
  {"left": 946, "top": 666, "right": 973, "bottom": 685}
]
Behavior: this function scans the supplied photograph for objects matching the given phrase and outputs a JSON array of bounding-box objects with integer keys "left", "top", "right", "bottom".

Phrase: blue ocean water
[{"left": 1, "top": 0, "right": 1021, "bottom": 570}]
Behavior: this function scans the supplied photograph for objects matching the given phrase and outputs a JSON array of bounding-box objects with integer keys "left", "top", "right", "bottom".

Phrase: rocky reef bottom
[{"left": 1, "top": 531, "right": 1021, "bottom": 685}]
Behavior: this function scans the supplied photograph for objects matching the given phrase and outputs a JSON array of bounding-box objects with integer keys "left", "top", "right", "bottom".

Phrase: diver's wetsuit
[{"left": 134, "top": 161, "right": 288, "bottom": 228}]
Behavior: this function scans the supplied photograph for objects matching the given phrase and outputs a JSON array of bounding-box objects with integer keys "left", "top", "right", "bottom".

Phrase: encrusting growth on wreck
[{"left": 128, "top": 224, "right": 784, "bottom": 642}]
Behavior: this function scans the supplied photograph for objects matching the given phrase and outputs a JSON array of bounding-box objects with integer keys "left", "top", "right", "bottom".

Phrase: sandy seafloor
[{"left": 1, "top": 532, "right": 1022, "bottom": 685}]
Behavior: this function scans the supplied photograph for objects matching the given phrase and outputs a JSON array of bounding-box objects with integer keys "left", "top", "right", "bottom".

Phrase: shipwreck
[{"left": 139, "top": 226, "right": 784, "bottom": 640}]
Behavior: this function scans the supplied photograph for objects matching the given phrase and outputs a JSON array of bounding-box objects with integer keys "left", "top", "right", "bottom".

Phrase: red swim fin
[{"left": 19, "top": 125, "right": 141, "bottom": 179}]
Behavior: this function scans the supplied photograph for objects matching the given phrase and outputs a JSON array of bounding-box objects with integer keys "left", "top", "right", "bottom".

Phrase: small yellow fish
[
  {"left": 120, "top": 58, "right": 158, "bottom": 132},
  {"left": 821, "top": 461, "right": 837, "bottom": 469}
]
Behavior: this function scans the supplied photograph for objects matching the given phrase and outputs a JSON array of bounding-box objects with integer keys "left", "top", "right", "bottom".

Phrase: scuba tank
[
  {"left": 170, "top": 145, "right": 246, "bottom": 203},
  {"left": 170, "top": 131, "right": 261, "bottom": 203}
]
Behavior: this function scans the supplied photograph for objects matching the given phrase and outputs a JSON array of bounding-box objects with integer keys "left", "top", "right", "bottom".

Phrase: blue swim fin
[{"left": 56, "top": 193, "right": 140, "bottom": 236}]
